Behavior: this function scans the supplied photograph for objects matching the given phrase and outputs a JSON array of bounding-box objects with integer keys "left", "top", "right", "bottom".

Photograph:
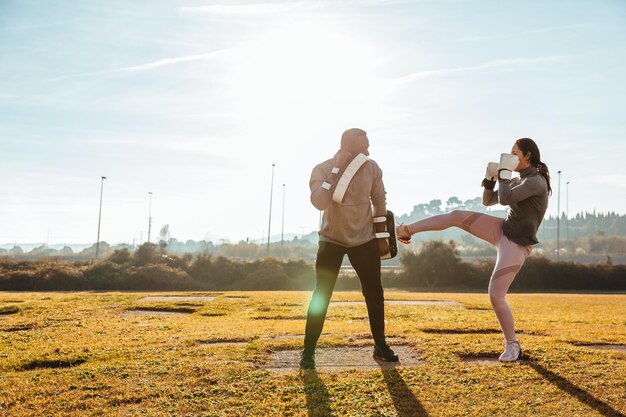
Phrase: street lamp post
[
  {"left": 147, "top": 192, "right": 153, "bottom": 243},
  {"left": 95, "top": 176, "right": 107, "bottom": 259},
  {"left": 566, "top": 181, "right": 570, "bottom": 244},
  {"left": 281, "top": 183, "right": 285, "bottom": 259},
  {"left": 267, "top": 163, "right": 275, "bottom": 256},
  {"left": 557, "top": 170, "right": 562, "bottom": 259}
]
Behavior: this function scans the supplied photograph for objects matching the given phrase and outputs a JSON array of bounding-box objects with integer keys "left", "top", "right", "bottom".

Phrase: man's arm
[
  {"left": 370, "top": 162, "right": 387, "bottom": 217},
  {"left": 370, "top": 163, "right": 389, "bottom": 257},
  {"left": 309, "top": 151, "right": 354, "bottom": 211}
]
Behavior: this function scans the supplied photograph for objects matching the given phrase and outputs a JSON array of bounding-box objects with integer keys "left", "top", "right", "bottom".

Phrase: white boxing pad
[{"left": 332, "top": 153, "right": 369, "bottom": 203}]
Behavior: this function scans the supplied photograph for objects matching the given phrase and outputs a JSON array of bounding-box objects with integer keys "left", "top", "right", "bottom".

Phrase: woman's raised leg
[{"left": 399, "top": 210, "right": 503, "bottom": 245}]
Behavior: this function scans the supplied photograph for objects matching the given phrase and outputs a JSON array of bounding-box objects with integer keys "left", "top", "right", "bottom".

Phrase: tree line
[{"left": 1, "top": 241, "right": 623, "bottom": 292}]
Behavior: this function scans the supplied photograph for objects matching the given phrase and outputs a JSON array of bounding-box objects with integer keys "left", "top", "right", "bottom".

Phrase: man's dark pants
[{"left": 303, "top": 239, "right": 386, "bottom": 353}]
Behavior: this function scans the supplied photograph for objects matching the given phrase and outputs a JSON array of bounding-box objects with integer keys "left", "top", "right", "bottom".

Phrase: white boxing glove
[
  {"left": 498, "top": 153, "right": 519, "bottom": 180},
  {"left": 485, "top": 162, "right": 499, "bottom": 182},
  {"left": 481, "top": 162, "right": 499, "bottom": 190}
]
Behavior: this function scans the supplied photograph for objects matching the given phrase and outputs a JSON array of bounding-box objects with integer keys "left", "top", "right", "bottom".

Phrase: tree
[
  {"left": 446, "top": 196, "right": 462, "bottom": 211},
  {"left": 133, "top": 243, "right": 159, "bottom": 266},
  {"left": 108, "top": 248, "right": 131, "bottom": 265},
  {"left": 400, "top": 240, "right": 461, "bottom": 288}
]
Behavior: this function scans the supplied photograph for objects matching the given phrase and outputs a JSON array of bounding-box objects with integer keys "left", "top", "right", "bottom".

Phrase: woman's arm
[
  {"left": 498, "top": 176, "right": 546, "bottom": 205},
  {"left": 483, "top": 188, "right": 499, "bottom": 206}
]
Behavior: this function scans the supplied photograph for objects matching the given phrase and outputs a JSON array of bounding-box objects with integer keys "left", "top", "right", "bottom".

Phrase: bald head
[{"left": 340, "top": 128, "right": 369, "bottom": 155}]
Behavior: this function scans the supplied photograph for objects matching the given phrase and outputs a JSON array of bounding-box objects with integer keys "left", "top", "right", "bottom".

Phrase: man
[{"left": 300, "top": 128, "right": 399, "bottom": 369}]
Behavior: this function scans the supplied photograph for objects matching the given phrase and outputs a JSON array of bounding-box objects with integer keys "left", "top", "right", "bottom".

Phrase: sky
[{"left": 1, "top": 0, "right": 625, "bottom": 246}]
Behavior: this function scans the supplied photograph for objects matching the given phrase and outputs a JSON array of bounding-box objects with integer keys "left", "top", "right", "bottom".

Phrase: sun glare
[{"left": 229, "top": 19, "right": 385, "bottom": 131}]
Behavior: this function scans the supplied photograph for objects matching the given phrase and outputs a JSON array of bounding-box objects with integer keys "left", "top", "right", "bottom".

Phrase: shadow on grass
[
  {"left": 527, "top": 360, "right": 625, "bottom": 417},
  {"left": 301, "top": 369, "right": 333, "bottom": 417},
  {"left": 0, "top": 305, "right": 20, "bottom": 315},
  {"left": 20, "top": 358, "right": 87, "bottom": 371},
  {"left": 380, "top": 367, "right": 429, "bottom": 417}
]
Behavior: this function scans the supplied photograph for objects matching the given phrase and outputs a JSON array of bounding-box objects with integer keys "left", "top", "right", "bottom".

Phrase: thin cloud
[
  {"left": 394, "top": 55, "right": 568, "bottom": 83},
  {"left": 179, "top": 3, "right": 302, "bottom": 15},
  {"left": 528, "top": 23, "right": 589, "bottom": 34},
  {"left": 48, "top": 50, "right": 231, "bottom": 81},
  {"left": 596, "top": 175, "right": 626, "bottom": 189},
  {"left": 116, "top": 50, "right": 228, "bottom": 73},
  {"left": 451, "top": 23, "right": 589, "bottom": 43}
]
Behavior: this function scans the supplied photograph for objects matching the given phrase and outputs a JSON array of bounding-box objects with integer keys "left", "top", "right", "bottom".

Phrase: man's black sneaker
[
  {"left": 373, "top": 344, "right": 399, "bottom": 362},
  {"left": 299, "top": 351, "right": 315, "bottom": 369}
]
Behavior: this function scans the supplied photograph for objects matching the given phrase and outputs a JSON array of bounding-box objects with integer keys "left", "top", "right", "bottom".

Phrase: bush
[
  {"left": 132, "top": 243, "right": 160, "bottom": 266},
  {"left": 122, "top": 264, "right": 194, "bottom": 291},
  {"left": 399, "top": 240, "right": 463, "bottom": 288},
  {"left": 0, "top": 244, "right": 624, "bottom": 291},
  {"left": 244, "top": 258, "right": 290, "bottom": 290},
  {"left": 108, "top": 248, "right": 131, "bottom": 265},
  {"left": 82, "top": 262, "right": 124, "bottom": 290}
]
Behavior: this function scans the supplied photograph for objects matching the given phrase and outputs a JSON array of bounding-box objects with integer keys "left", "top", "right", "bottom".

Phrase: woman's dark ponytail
[
  {"left": 515, "top": 138, "right": 552, "bottom": 196},
  {"left": 536, "top": 161, "right": 552, "bottom": 196}
]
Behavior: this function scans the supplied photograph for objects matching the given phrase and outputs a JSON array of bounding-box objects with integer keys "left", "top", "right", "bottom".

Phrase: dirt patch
[
  {"left": 421, "top": 328, "right": 542, "bottom": 336},
  {"left": 136, "top": 296, "right": 216, "bottom": 303},
  {"left": 577, "top": 344, "right": 626, "bottom": 352},
  {"left": 273, "top": 333, "right": 329, "bottom": 340},
  {"left": 264, "top": 346, "right": 423, "bottom": 372},
  {"left": 422, "top": 328, "right": 501, "bottom": 335},
  {"left": 352, "top": 335, "right": 408, "bottom": 345},
  {"left": 330, "top": 300, "right": 462, "bottom": 306},
  {"left": 199, "top": 340, "right": 249, "bottom": 347},
  {"left": 124, "top": 310, "right": 192, "bottom": 317},
  {"left": 253, "top": 315, "right": 307, "bottom": 320},
  {"left": 386, "top": 300, "right": 463, "bottom": 306},
  {"left": 346, "top": 318, "right": 388, "bottom": 323},
  {"left": 330, "top": 301, "right": 365, "bottom": 306}
]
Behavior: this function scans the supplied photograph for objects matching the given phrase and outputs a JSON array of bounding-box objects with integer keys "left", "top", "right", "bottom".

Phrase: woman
[{"left": 396, "top": 138, "right": 551, "bottom": 361}]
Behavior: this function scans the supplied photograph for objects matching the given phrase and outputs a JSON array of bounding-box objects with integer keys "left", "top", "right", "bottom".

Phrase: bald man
[{"left": 300, "top": 128, "right": 398, "bottom": 369}]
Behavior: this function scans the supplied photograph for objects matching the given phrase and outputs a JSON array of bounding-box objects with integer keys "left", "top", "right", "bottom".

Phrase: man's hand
[
  {"left": 377, "top": 238, "right": 390, "bottom": 258},
  {"left": 334, "top": 150, "right": 354, "bottom": 170}
]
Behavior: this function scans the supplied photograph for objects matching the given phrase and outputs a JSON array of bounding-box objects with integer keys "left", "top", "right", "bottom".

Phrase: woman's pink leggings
[{"left": 404, "top": 210, "right": 531, "bottom": 342}]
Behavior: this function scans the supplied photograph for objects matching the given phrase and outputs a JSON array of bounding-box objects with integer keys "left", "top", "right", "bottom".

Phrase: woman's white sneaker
[{"left": 499, "top": 340, "right": 522, "bottom": 362}]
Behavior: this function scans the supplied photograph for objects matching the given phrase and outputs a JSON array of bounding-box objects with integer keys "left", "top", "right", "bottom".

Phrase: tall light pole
[
  {"left": 566, "top": 181, "right": 570, "bottom": 245},
  {"left": 147, "top": 192, "right": 153, "bottom": 243},
  {"left": 95, "top": 176, "right": 107, "bottom": 259},
  {"left": 281, "top": 183, "right": 285, "bottom": 259},
  {"left": 557, "top": 170, "right": 562, "bottom": 259},
  {"left": 267, "top": 163, "right": 275, "bottom": 256}
]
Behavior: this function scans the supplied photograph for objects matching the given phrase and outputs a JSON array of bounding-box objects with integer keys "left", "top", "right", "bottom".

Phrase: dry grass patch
[{"left": 0, "top": 291, "right": 624, "bottom": 417}]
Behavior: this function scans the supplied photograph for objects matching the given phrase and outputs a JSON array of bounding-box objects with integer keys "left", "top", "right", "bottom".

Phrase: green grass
[{"left": 0, "top": 291, "right": 625, "bottom": 416}]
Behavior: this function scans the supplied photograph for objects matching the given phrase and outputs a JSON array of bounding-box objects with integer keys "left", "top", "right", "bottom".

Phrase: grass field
[{"left": 1, "top": 291, "right": 625, "bottom": 416}]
